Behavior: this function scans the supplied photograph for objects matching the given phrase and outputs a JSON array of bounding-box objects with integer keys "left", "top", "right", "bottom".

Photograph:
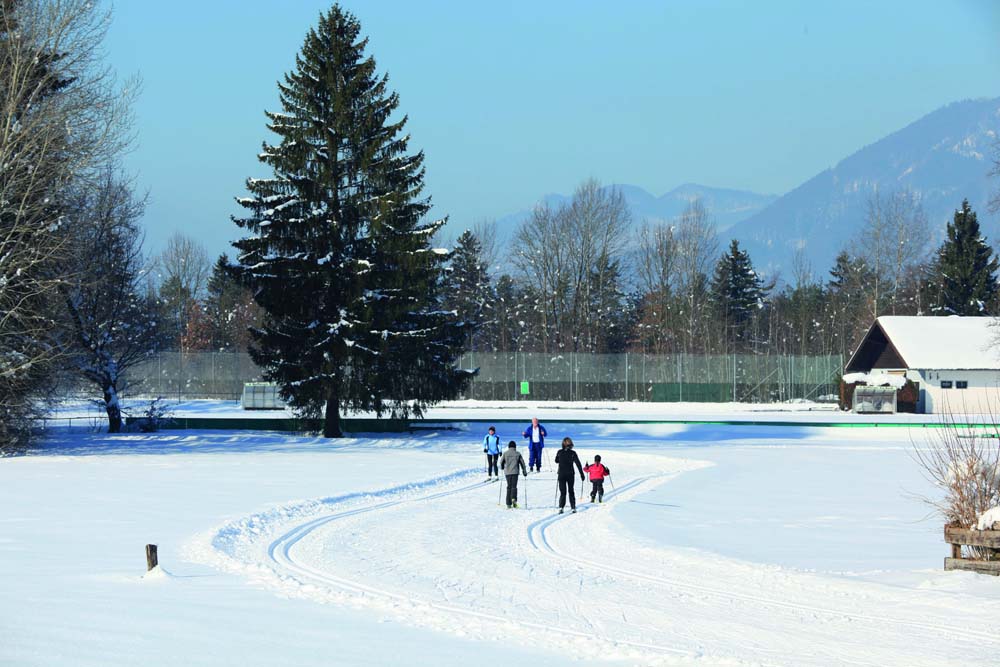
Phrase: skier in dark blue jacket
[
  {"left": 522, "top": 417, "right": 547, "bottom": 472},
  {"left": 482, "top": 426, "right": 502, "bottom": 481}
]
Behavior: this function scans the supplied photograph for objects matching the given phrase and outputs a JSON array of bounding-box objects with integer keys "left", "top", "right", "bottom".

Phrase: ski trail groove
[
  {"left": 196, "top": 456, "right": 1000, "bottom": 666},
  {"left": 529, "top": 473, "right": 998, "bottom": 646},
  {"left": 266, "top": 476, "right": 699, "bottom": 661}
]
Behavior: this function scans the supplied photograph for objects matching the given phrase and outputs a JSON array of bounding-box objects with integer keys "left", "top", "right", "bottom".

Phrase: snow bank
[{"left": 976, "top": 506, "right": 1000, "bottom": 530}]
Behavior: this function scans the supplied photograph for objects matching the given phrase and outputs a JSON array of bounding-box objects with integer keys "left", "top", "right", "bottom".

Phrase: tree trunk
[
  {"left": 104, "top": 383, "right": 122, "bottom": 433},
  {"left": 323, "top": 390, "right": 342, "bottom": 438}
]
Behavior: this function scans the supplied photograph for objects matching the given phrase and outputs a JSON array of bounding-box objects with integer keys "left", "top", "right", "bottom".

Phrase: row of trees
[
  {"left": 445, "top": 184, "right": 1000, "bottom": 365},
  {"left": 4, "top": 2, "right": 999, "bottom": 448}
]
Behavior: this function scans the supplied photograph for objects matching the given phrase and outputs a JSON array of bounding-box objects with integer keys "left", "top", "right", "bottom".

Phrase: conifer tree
[
  {"left": 930, "top": 200, "right": 999, "bottom": 315},
  {"left": 232, "top": 5, "right": 468, "bottom": 437},
  {"left": 446, "top": 230, "right": 491, "bottom": 350},
  {"left": 204, "top": 254, "right": 261, "bottom": 352},
  {"left": 710, "top": 239, "right": 766, "bottom": 349}
]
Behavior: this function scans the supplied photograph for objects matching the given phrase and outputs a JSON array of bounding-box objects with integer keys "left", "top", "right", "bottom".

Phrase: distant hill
[
  {"left": 493, "top": 183, "right": 777, "bottom": 247},
  {"left": 729, "top": 97, "right": 1000, "bottom": 275}
]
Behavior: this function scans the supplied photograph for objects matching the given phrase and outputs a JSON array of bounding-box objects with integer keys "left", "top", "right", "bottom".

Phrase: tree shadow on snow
[{"left": 23, "top": 427, "right": 463, "bottom": 457}]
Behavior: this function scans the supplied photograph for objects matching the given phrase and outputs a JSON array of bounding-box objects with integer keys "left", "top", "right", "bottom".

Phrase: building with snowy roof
[{"left": 845, "top": 315, "right": 1000, "bottom": 414}]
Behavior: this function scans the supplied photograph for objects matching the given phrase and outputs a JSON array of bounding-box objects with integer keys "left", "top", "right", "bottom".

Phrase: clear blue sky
[{"left": 105, "top": 0, "right": 1000, "bottom": 259}]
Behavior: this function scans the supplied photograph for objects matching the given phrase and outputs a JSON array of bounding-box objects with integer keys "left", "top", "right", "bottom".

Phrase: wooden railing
[{"left": 944, "top": 526, "right": 1000, "bottom": 575}]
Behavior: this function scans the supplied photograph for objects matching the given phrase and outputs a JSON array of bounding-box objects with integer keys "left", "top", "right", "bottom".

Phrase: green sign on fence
[{"left": 520, "top": 381, "right": 530, "bottom": 395}]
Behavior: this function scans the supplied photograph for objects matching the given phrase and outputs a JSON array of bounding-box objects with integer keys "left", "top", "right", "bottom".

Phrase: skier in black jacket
[{"left": 554, "top": 437, "right": 585, "bottom": 513}]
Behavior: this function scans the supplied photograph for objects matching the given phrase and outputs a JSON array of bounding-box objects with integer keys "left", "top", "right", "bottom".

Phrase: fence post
[
  {"left": 624, "top": 351, "right": 628, "bottom": 402},
  {"left": 733, "top": 353, "right": 737, "bottom": 403},
  {"left": 514, "top": 351, "right": 518, "bottom": 401},
  {"left": 678, "top": 354, "right": 683, "bottom": 402},
  {"left": 145, "top": 544, "right": 158, "bottom": 571}
]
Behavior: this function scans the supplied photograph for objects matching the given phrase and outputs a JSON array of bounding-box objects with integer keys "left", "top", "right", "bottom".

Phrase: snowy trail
[{"left": 191, "top": 452, "right": 1000, "bottom": 666}]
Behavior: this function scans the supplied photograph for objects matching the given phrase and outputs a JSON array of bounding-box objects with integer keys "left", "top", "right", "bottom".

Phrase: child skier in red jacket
[{"left": 583, "top": 455, "right": 610, "bottom": 503}]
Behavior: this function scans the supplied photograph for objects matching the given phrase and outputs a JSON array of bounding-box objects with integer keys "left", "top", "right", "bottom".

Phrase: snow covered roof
[{"left": 846, "top": 316, "right": 1000, "bottom": 372}]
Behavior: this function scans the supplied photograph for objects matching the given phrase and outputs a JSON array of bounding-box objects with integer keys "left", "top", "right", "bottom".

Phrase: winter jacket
[
  {"left": 584, "top": 463, "right": 610, "bottom": 481},
  {"left": 483, "top": 434, "right": 501, "bottom": 455},
  {"left": 522, "top": 423, "right": 547, "bottom": 447},
  {"left": 499, "top": 448, "right": 527, "bottom": 476},
  {"left": 554, "top": 448, "right": 584, "bottom": 479}
]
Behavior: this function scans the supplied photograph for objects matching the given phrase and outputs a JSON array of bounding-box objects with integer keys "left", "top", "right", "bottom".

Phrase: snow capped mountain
[
  {"left": 485, "top": 97, "right": 1000, "bottom": 279},
  {"left": 729, "top": 97, "right": 1000, "bottom": 274}
]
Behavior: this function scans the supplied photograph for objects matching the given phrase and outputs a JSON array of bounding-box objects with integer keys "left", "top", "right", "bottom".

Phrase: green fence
[
  {"left": 120, "top": 351, "right": 842, "bottom": 404},
  {"left": 458, "top": 352, "right": 843, "bottom": 403}
]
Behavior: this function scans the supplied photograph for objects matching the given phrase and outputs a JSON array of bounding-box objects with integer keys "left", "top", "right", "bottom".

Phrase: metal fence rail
[{"left": 120, "top": 351, "right": 842, "bottom": 404}]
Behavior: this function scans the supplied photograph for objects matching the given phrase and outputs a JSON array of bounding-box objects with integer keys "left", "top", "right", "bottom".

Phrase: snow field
[
  {"left": 4, "top": 424, "right": 1000, "bottom": 666},
  {"left": 190, "top": 446, "right": 1000, "bottom": 666}
]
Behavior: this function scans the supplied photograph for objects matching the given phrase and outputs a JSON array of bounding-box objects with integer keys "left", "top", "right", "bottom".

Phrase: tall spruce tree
[
  {"left": 710, "top": 239, "right": 766, "bottom": 349},
  {"left": 446, "top": 230, "right": 490, "bottom": 350},
  {"left": 930, "top": 200, "right": 999, "bottom": 315},
  {"left": 232, "top": 5, "right": 468, "bottom": 437}
]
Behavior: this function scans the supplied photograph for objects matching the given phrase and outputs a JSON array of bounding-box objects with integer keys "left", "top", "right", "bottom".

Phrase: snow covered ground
[
  {"left": 46, "top": 397, "right": 993, "bottom": 425},
  {"left": 3, "top": 422, "right": 999, "bottom": 666}
]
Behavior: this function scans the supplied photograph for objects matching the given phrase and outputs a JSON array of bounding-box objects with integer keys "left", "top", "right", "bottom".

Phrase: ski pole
[
  {"left": 554, "top": 478, "right": 559, "bottom": 508},
  {"left": 498, "top": 475, "right": 504, "bottom": 506},
  {"left": 523, "top": 477, "right": 528, "bottom": 509},
  {"left": 608, "top": 474, "right": 615, "bottom": 492}
]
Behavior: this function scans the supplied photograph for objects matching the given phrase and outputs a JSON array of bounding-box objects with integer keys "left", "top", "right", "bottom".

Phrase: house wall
[{"left": 908, "top": 369, "right": 1000, "bottom": 414}]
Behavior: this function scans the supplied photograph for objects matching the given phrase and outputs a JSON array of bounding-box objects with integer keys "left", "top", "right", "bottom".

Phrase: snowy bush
[
  {"left": 913, "top": 415, "right": 1000, "bottom": 557},
  {"left": 127, "top": 398, "right": 174, "bottom": 433}
]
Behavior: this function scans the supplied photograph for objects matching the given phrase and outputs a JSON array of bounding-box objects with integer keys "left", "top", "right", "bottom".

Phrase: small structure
[
  {"left": 241, "top": 382, "right": 285, "bottom": 410},
  {"left": 851, "top": 385, "right": 897, "bottom": 414},
  {"left": 844, "top": 316, "right": 1000, "bottom": 414}
]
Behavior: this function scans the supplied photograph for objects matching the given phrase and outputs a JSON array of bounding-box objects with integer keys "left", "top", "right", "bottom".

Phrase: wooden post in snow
[{"left": 145, "top": 544, "right": 158, "bottom": 571}]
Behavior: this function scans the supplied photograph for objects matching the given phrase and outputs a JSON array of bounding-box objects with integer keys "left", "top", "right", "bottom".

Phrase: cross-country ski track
[{"left": 187, "top": 451, "right": 1000, "bottom": 667}]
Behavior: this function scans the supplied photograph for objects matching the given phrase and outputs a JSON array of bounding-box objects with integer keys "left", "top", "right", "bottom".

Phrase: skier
[
  {"left": 583, "top": 455, "right": 611, "bottom": 503},
  {"left": 522, "top": 417, "right": 547, "bottom": 473},
  {"left": 499, "top": 441, "right": 528, "bottom": 509},
  {"left": 554, "top": 437, "right": 585, "bottom": 514},
  {"left": 482, "top": 426, "right": 502, "bottom": 481}
]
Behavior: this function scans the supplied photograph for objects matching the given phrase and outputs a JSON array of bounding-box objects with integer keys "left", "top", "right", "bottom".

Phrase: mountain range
[
  {"left": 494, "top": 183, "right": 777, "bottom": 237},
  {"left": 491, "top": 96, "right": 1000, "bottom": 279}
]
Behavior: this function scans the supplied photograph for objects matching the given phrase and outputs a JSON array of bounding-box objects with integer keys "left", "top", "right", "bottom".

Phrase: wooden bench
[{"left": 944, "top": 526, "right": 1000, "bottom": 575}]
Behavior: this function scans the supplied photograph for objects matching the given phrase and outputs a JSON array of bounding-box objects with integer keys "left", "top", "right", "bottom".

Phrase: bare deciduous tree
[
  {"left": 513, "top": 180, "right": 631, "bottom": 352},
  {"left": 673, "top": 199, "right": 718, "bottom": 352},
  {"left": 854, "top": 189, "right": 928, "bottom": 318},
  {"left": 636, "top": 220, "right": 678, "bottom": 353},
  {"left": 0, "top": 0, "right": 136, "bottom": 448},
  {"left": 472, "top": 219, "right": 499, "bottom": 274},
  {"left": 157, "top": 231, "right": 211, "bottom": 300},
  {"left": 156, "top": 232, "right": 210, "bottom": 349},
  {"left": 60, "top": 170, "right": 158, "bottom": 433}
]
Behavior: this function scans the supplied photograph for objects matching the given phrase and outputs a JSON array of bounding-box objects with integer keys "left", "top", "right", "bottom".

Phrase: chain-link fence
[
  {"left": 120, "top": 351, "right": 842, "bottom": 403},
  {"left": 123, "top": 352, "right": 264, "bottom": 400}
]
